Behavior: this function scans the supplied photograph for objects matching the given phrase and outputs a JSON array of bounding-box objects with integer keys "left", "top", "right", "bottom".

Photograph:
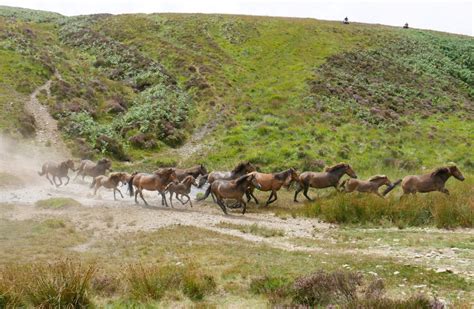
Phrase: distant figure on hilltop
[
  {"left": 343, "top": 17, "right": 349, "bottom": 24},
  {"left": 403, "top": 22, "right": 409, "bottom": 29}
]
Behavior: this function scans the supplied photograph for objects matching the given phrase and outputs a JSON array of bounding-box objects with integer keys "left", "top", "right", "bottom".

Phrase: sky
[{"left": 0, "top": 0, "right": 472, "bottom": 36}]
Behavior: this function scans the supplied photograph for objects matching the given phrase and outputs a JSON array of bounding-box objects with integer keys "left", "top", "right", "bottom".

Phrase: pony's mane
[
  {"left": 232, "top": 162, "right": 249, "bottom": 174},
  {"left": 430, "top": 166, "right": 450, "bottom": 177},
  {"left": 274, "top": 168, "right": 294, "bottom": 181},
  {"left": 368, "top": 175, "right": 387, "bottom": 182},
  {"left": 324, "top": 163, "right": 347, "bottom": 172}
]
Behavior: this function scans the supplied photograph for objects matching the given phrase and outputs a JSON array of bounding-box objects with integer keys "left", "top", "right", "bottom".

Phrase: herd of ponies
[{"left": 38, "top": 158, "right": 465, "bottom": 214}]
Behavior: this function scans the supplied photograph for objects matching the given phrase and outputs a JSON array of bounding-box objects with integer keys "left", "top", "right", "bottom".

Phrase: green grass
[
  {"left": 292, "top": 180, "right": 473, "bottom": 228},
  {"left": 0, "top": 7, "right": 472, "bottom": 173},
  {"left": 35, "top": 197, "right": 82, "bottom": 209},
  {"left": 216, "top": 222, "right": 285, "bottom": 237}
]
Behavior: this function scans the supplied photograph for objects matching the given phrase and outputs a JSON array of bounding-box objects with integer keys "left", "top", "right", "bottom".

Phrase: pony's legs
[
  {"left": 303, "top": 185, "right": 313, "bottom": 201},
  {"left": 216, "top": 198, "right": 228, "bottom": 215},
  {"left": 294, "top": 186, "right": 302, "bottom": 202},
  {"left": 439, "top": 188, "right": 450, "bottom": 195},
  {"left": 185, "top": 194, "right": 193, "bottom": 207},
  {"left": 240, "top": 198, "right": 247, "bottom": 214},
  {"left": 264, "top": 191, "right": 274, "bottom": 206},
  {"left": 134, "top": 190, "right": 139, "bottom": 204},
  {"left": 169, "top": 192, "right": 174, "bottom": 208},
  {"left": 267, "top": 190, "right": 278, "bottom": 205},
  {"left": 45, "top": 173, "right": 54, "bottom": 186},
  {"left": 53, "top": 175, "right": 62, "bottom": 187},
  {"left": 139, "top": 189, "right": 149, "bottom": 205},
  {"left": 247, "top": 188, "right": 259, "bottom": 205},
  {"left": 64, "top": 176, "right": 70, "bottom": 186},
  {"left": 161, "top": 192, "right": 169, "bottom": 207},
  {"left": 116, "top": 188, "right": 124, "bottom": 199},
  {"left": 113, "top": 187, "right": 117, "bottom": 200}
]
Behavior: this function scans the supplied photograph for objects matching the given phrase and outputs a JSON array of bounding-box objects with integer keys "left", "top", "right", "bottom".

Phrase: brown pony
[
  {"left": 294, "top": 163, "right": 357, "bottom": 202},
  {"left": 128, "top": 168, "right": 177, "bottom": 207},
  {"left": 93, "top": 172, "right": 131, "bottom": 200},
  {"left": 341, "top": 175, "right": 392, "bottom": 197},
  {"left": 174, "top": 164, "right": 207, "bottom": 182},
  {"left": 199, "top": 173, "right": 261, "bottom": 215},
  {"left": 164, "top": 175, "right": 198, "bottom": 207},
  {"left": 247, "top": 168, "right": 298, "bottom": 206},
  {"left": 38, "top": 159, "right": 76, "bottom": 187},
  {"left": 75, "top": 158, "right": 112, "bottom": 187},
  {"left": 383, "top": 165, "right": 465, "bottom": 196},
  {"left": 200, "top": 162, "right": 256, "bottom": 187}
]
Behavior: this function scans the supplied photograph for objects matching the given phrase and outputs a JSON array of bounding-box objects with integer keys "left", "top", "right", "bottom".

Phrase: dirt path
[{"left": 23, "top": 71, "right": 70, "bottom": 158}]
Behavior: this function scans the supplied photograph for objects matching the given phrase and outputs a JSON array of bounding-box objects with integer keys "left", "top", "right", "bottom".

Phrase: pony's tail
[
  {"left": 197, "top": 185, "right": 212, "bottom": 201},
  {"left": 128, "top": 174, "right": 136, "bottom": 197},
  {"left": 383, "top": 179, "right": 401, "bottom": 196},
  {"left": 38, "top": 165, "right": 46, "bottom": 176}
]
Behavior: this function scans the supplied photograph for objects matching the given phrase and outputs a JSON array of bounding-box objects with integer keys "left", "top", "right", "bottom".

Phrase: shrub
[{"left": 291, "top": 270, "right": 363, "bottom": 306}]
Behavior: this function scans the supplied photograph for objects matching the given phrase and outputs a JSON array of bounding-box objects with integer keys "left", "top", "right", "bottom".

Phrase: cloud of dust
[{"left": 0, "top": 135, "right": 72, "bottom": 184}]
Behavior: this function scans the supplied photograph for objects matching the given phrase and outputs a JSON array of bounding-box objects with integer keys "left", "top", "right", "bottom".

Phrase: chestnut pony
[
  {"left": 247, "top": 168, "right": 298, "bottom": 206},
  {"left": 294, "top": 163, "right": 357, "bottom": 202},
  {"left": 128, "top": 168, "right": 178, "bottom": 207}
]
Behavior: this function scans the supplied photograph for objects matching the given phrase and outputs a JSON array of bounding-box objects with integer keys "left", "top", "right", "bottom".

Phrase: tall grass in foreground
[
  {"left": 0, "top": 259, "right": 95, "bottom": 308},
  {"left": 125, "top": 263, "right": 216, "bottom": 301},
  {"left": 297, "top": 181, "right": 473, "bottom": 228}
]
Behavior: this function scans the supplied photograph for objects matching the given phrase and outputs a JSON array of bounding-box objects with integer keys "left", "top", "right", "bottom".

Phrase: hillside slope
[{"left": 0, "top": 6, "right": 472, "bottom": 174}]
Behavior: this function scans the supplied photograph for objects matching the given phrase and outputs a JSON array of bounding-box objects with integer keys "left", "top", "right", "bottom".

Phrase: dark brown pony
[
  {"left": 164, "top": 175, "right": 198, "bottom": 207},
  {"left": 341, "top": 175, "right": 392, "bottom": 197},
  {"left": 199, "top": 173, "right": 261, "bottom": 215},
  {"left": 93, "top": 172, "right": 131, "bottom": 200},
  {"left": 38, "top": 159, "right": 76, "bottom": 187},
  {"left": 294, "top": 163, "right": 357, "bottom": 202},
  {"left": 174, "top": 164, "right": 207, "bottom": 182},
  {"left": 383, "top": 165, "right": 465, "bottom": 196},
  {"left": 74, "top": 158, "right": 112, "bottom": 187},
  {"left": 200, "top": 162, "right": 257, "bottom": 187},
  {"left": 247, "top": 168, "right": 298, "bottom": 206},
  {"left": 128, "top": 168, "right": 177, "bottom": 207}
]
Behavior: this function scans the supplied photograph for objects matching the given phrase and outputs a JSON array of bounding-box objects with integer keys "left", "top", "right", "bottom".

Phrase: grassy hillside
[{"left": 0, "top": 6, "right": 473, "bottom": 175}]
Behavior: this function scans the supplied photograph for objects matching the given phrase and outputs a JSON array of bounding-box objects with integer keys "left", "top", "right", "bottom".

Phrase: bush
[{"left": 291, "top": 270, "right": 363, "bottom": 306}]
